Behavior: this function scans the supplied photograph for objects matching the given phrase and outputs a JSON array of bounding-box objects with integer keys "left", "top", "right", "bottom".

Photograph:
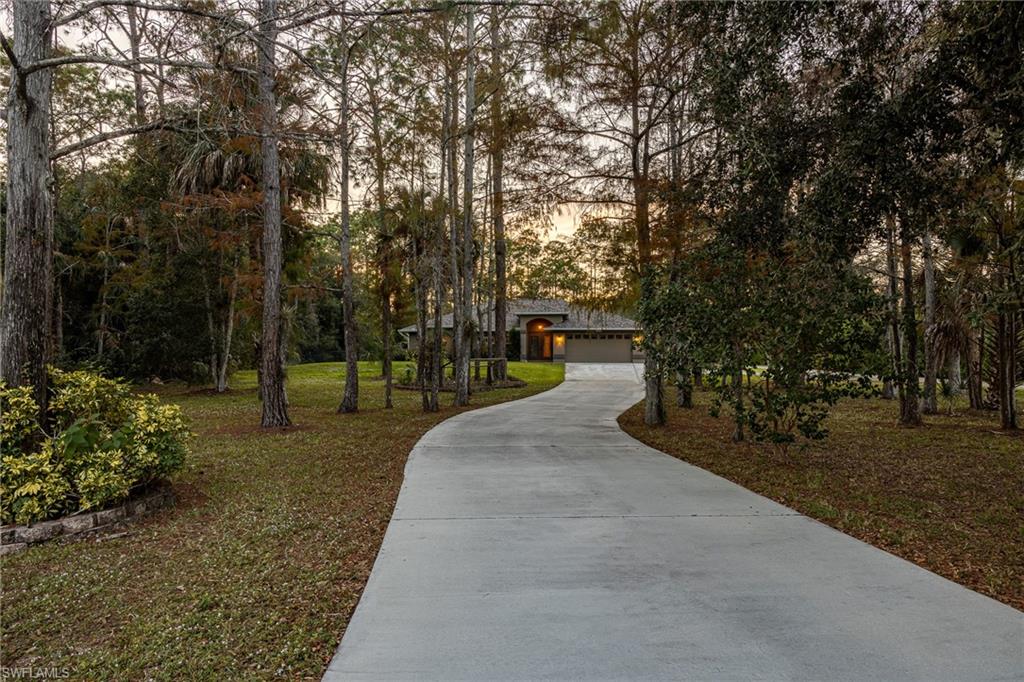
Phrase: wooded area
[{"left": 1, "top": 0, "right": 1021, "bottom": 434}]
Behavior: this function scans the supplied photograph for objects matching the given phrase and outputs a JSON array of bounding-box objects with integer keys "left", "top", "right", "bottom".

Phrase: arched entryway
[{"left": 526, "top": 318, "right": 553, "bottom": 361}]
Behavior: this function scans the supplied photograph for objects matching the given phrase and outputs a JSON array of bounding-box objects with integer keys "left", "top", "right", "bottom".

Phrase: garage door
[{"left": 564, "top": 335, "right": 633, "bottom": 363}]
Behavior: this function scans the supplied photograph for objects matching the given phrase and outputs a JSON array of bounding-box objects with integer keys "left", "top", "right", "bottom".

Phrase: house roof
[
  {"left": 398, "top": 299, "right": 637, "bottom": 334},
  {"left": 399, "top": 298, "right": 565, "bottom": 334},
  {"left": 547, "top": 310, "right": 638, "bottom": 331},
  {"left": 399, "top": 309, "right": 510, "bottom": 336},
  {"left": 507, "top": 298, "right": 573, "bottom": 315}
]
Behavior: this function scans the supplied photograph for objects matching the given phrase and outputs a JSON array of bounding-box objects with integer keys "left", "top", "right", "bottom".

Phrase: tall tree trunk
[
  {"left": 899, "top": 226, "right": 921, "bottom": 426},
  {"left": 676, "top": 371, "right": 693, "bottom": 408},
  {"left": 881, "top": 324, "right": 895, "bottom": 400},
  {"left": 628, "top": 44, "right": 664, "bottom": 426},
  {"left": 382, "top": 271, "right": 392, "bottom": 408},
  {"left": 886, "top": 216, "right": 905, "bottom": 408},
  {"left": 637, "top": 181, "right": 663, "bottom": 427},
  {"left": 731, "top": 365, "right": 744, "bottom": 442},
  {"left": 368, "top": 78, "right": 392, "bottom": 410},
  {"left": 490, "top": 4, "right": 507, "bottom": 380},
  {"left": 217, "top": 267, "right": 238, "bottom": 393},
  {"left": 666, "top": 37, "right": 690, "bottom": 412},
  {"left": 126, "top": 4, "right": 147, "bottom": 124},
  {"left": 203, "top": 264, "right": 235, "bottom": 394},
  {"left": 475, "top": 156, "right": 490, "bottom": 382},
  {"left": 1, "top": 0, "right": 55, "bottom": 416},
  {"left": 415, "top": 268, "right": 430, "bottom": 411},
  {"left": 374, "top": 113, "right": 392, "bottom": 409},
  {"left": 446, "top": 43, "right": 462, "bottom": 389},
  {"left": 486, "top": 277, "right": 494, "bottom": 383},
  {"left": 994, "top": 257, "right": 1019, "bottom": 429},
  {"left": 430, "top": 267, "right": 443, "bottom": 410},
  {"left": 484, "top": 190, "right": 495, "bottom": 384},
  {"left": 454, "top": 7, "right": 476, "bottom": 407},
  {"left": 430, "top": 89, "right": 449, "bottom": 412},
  {"left": 922, "top": 228, "right": 938, "bottom": 414},
  {"left": 967, "top": 323, "right": 984, "bottom": 409},
  {"left": 994, "top": 310, "right": 1018, "bottom": 430},
  {"left": 338, "top": 36, "right": 359, "bottom": 414},
  {"left": 204, "top": 272, "right": 218, "bottom": 387},
  {"left": 257, "top": 0, "right": 290, "bottom": 427},
  {"left": 643, "top": 354, "right": 666, "bottom": 425},
  {"left": 947, "top": 350, "right": 961, "bottom": 398}
]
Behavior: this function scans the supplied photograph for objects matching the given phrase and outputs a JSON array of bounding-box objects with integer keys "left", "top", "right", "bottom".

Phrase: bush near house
[{"left": 1, "top": 369, "right": 190, "bottom": 525}]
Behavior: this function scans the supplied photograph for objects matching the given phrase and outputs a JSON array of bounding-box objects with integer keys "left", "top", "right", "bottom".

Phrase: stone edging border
[{"left": 0, "top": 486, "right": 175, "bottom": 556}]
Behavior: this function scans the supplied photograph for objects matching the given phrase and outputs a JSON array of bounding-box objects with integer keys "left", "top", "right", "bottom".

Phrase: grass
[
  {"left": 619, "top": 387, "right": 1023, "bottom": 611},
  {"left": 0, "top": 360, "right": 564, "bottom": 680}
]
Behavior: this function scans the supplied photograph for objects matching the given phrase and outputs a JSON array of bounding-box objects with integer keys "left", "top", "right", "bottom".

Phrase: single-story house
[{"left": 398, "top": 298, "right": 642, "bottom": 363}]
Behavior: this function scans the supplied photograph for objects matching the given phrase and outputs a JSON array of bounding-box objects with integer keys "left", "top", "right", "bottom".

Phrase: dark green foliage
[
  {"left": 55, "top": 157, "right": 215, "bottom": 382},
  {"left": 507, "top": 329, "right": 521, "bottom": 361},
  {"left": 641, "top": 3, "right": 904, "bottom": 444},
  {"left": 641, "top": 242, "right": 885, "bottom": 446},
  {"left": 53, "top": 119, "right": 332, "bottom": 382},
  {"left": 294, "top": 295, "right": 345, "bottom": 363}
]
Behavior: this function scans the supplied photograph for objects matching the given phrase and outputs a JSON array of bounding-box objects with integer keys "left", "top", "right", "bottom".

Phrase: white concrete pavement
[{"left": 325, "top": 363, "right": 1023, "bottom": 681}]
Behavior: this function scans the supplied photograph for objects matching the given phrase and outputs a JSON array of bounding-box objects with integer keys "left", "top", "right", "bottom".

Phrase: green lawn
[
  {"left": 0, "top": 361, "right": 563, "bottom": 680},
  {"left": 620, "top": 387, "right": 1023, "bottom": 611}
]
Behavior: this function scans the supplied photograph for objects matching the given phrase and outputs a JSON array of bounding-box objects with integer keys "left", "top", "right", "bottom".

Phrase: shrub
[
  {"left": 1, "top": 385, "right": 43, "bottom": 459},
  {"left": 0, "top": 369, "right": 190, "bottom": 524},
  {"left": 49, "top": 368, "right": 134, "bottom": 430},
  {"left": 1, "top": 443, "right": 72, "bottom": 525},
  {"left": 641, "top": 242, "right": 885, "bottom": 450}
]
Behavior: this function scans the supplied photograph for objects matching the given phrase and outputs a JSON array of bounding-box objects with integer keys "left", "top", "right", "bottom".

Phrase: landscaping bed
[
  {"left": 619, "top": 388, "right": 1023, "bottom": 611},
  {"left": 0, "top": 361, "right": 564, "bottom": 679},
  {"left": 1, "top": 369, "right": 189, "bottom": 528},
  {"left": 1, "top": 485, "right": 174, "bottom": 555}
]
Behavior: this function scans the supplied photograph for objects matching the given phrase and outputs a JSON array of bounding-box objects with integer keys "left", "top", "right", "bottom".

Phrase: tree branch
[
  {"left": 51, "top": 120, "right": 336, "bottom": 160},
  {"left": 649, "top": 127, "right": 715, "bottom": 161},
  {"left": 55, "top": 1, "right": 244, "bottom": 28},
  {"left": 281, "top": 0, "right": 554, "bottom": 32},
  {"left": 22, "top": 54, "right": 255, "bottom": 77},
  {"left": 50, "top": 121, "right": 192, "bottom": 159},
  {"left": 0, "top": 28, "right": 19, "bottom": 73}
]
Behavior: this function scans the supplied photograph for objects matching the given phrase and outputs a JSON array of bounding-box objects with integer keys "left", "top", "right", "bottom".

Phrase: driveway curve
[{"left": 326, "top": 364, "right": 1022, "bottom": 680}]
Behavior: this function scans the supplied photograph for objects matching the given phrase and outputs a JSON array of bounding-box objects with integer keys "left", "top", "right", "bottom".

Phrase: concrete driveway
[{"left": 325, "top": 363, "right": 1022, "bottom": 680}]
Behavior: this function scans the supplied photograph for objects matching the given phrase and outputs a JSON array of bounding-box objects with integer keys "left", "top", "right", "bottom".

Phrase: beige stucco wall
[
  {"left": 552, "top": 332, "right": 566, "bottom": 362},
  {"left": 518, "top": 314, "right": 566, "bottom": 359}
]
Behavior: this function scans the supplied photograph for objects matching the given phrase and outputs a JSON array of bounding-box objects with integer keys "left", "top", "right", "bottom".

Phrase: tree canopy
[{"left": 1, "top": 0, "right": 1019, "bottom": 432}]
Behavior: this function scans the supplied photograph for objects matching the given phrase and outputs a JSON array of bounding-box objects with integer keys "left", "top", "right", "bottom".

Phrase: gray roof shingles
[
  {"left": 398, "top": 298, "right": 636, "bottom": 334},
  {"left": 547, "top": 310, "right": 637, "bottom": 331}
]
